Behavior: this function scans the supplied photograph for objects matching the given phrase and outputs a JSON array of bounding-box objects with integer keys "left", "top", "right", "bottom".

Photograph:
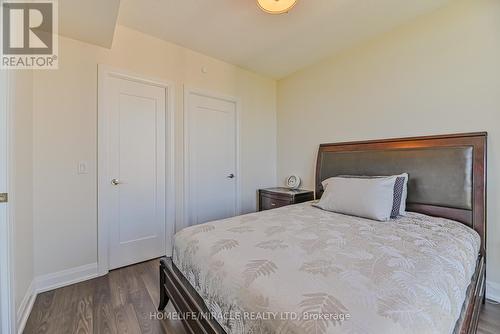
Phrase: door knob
[
  {"left": 111, "top": 178, "right": 121, "bottom": 186},
  {"left": 227, "top": 174, "right": 235, "bottom": 179}
]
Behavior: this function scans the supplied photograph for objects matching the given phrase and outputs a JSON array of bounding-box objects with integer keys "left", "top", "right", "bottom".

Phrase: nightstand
[{"left": 258, "top": 187, "right": 314, "bottom": 211}]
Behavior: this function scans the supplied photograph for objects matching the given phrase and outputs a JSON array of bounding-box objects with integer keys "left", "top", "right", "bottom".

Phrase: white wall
[
  {"left": 33, "top": 25, "right": 277, "bottom": 277},
  {"left": 9, "top": 70, "right": 35, "bottom": 330},
  {"left": 277, "top": 0, "right": 500, "bottom": 299}
]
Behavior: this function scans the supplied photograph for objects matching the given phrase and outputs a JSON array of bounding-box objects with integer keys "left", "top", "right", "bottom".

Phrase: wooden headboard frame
[{"left": 315, "top": 132, "right": 487, "bottom": 257}]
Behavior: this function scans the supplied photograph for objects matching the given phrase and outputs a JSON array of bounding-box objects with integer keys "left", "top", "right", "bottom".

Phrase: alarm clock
[{"left": 286, "top": 175, "right": 301, "bottom": 189}]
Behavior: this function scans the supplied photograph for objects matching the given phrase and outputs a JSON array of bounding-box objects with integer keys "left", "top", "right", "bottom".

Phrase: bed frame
[{"left": 159, "top": 132, "right": 487, "bottom": 334}]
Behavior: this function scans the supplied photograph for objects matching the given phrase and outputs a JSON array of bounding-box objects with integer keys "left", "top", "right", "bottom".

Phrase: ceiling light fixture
[{"left": 257, "top": 0, "right": 298, "bottom": 15}]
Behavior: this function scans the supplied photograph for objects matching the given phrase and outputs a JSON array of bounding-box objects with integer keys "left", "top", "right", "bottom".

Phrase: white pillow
[
  {"left": 326, "top": 173, "right": 409, "bottom": 217},
  {"left": 316, "top": 176, "right": 398, "bottom": 221}
]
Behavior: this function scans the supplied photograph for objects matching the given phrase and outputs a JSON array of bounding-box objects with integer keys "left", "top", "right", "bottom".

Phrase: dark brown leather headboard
[{"left": 315, "top": 132, "right": 487, "bottom": 256}]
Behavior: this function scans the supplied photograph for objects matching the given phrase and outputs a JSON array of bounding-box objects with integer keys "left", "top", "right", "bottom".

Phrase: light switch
[{"left": 78, "top": 161, "right": 88, "bottom": 174}]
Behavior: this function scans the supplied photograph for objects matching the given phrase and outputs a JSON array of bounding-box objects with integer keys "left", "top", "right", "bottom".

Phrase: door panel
[
  {"left": 186, "top": 92, "right": 237, "bottom": 226},
  {"left": 118, "top": 94, "right": 157, "bottom": 242},
  {"left": 108, "top": 77, "right": 166, "bottom": 270}
]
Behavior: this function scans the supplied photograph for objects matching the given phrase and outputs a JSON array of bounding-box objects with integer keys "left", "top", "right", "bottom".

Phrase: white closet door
[
  {"left": 0, "top": 70, "right": 12, "bottom": 334},
  {"left": 185, "top": 91, "right": 238, "bottom": 226},
  {"left": 105, "top": 75, "right": 167, "bottom": 270}
]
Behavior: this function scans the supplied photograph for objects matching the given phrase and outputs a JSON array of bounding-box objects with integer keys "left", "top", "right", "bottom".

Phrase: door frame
[
  {"left": 183, "top": 87, "right": 241, "bottom": 227},
  {"left": 0, "top": 70, "right": 14, "bottom": 334},
  {"left": 97, "top": 65, "right": 175, "bottom": 276}
]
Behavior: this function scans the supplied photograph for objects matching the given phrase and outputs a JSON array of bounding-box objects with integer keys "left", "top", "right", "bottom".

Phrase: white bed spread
[{"left": 173, "top": 203, "right": 480, "bottom": 334}]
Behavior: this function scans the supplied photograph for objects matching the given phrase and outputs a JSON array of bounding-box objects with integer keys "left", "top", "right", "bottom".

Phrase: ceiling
[
  {"left": 59, "top": 0, "right": 120, "bottom": 48},
  {"left": 118, "top": 0, "right": 453, "bottom": 78},
  {"left": 59, "top": 0, "right": 454, "bottom": 79}
]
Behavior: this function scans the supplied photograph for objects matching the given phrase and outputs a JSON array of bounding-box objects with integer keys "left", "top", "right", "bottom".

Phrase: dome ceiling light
[{"left": 257, "top": 0, "right": 298, "bottom": 15}]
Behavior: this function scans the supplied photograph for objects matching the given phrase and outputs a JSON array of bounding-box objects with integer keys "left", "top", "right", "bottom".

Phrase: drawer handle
[{"left": 271, "top": 202, "right": 276, "bottom": 206}]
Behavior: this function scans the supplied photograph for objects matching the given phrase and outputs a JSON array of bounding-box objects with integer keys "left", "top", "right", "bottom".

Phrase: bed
[{"left": 159, "top": 132, "right": 487, "bottom": 334}]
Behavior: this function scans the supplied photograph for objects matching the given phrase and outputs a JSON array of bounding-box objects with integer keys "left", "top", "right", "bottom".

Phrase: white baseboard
[
  {"left": 16, "top": 280, "right": 36, "bottom": 334},
  {"left": 35, "top": 262, "right": 99, "bottom": 294},
  {"left": 14, "top": 263, "right": 100, "bottom": 333},
  {"left": 486, "top": 280, "right": 500, "bottom": 302}
]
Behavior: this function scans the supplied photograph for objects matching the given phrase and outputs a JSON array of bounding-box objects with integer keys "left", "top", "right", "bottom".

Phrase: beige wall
[
  {"left": 33, "top": 25, "right": 277, "bottom": 276},
  {"left": 10, "top": 70, "right": 35, "bottom": 320},
  {"left": 277, "top": 0, "right": 500, "bottom": 296}
]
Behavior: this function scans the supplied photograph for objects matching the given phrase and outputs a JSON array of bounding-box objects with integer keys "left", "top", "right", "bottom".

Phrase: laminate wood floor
[
  {"left": 24, "top": 259, "right": 186, "bottom": 334},
  {"left": 24, "top": 259, "right": 500, "bottom": 334}
]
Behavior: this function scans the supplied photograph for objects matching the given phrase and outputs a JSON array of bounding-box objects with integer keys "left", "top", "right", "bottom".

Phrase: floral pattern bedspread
[{"left": 173, "top": 202, "right": 480, "bottom": 334}]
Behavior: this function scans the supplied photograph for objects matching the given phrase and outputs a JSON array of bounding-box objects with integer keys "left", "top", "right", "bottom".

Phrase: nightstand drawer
[
  {"left": 260, "top": 195, "right": 291, "bottom": 211},
  {"left": 258, "top": 187, "right": 314, "bottom": 212}
]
